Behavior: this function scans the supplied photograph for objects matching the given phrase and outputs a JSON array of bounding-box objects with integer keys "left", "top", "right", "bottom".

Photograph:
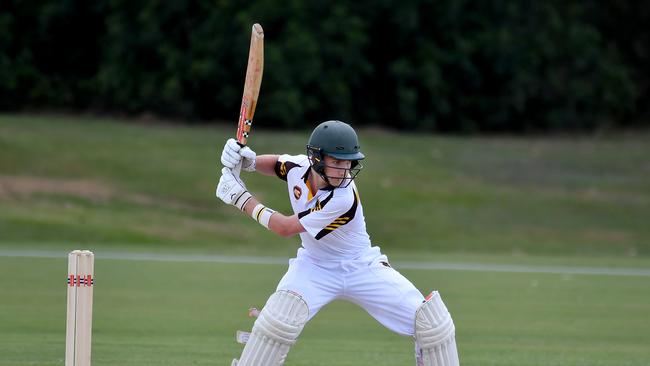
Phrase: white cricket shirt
[{"left": 274, "top": 154, "right": 372, "bottom": 260}]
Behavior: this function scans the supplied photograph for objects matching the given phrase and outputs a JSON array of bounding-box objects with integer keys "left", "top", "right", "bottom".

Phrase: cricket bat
[{"left": 233, "top": 23, "right": 264, "bottom": 177}]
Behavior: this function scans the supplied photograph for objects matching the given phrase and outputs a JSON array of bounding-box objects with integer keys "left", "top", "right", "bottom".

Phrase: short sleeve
[{"left": 274, "top": 154, "right": 307, "bottom": 181}]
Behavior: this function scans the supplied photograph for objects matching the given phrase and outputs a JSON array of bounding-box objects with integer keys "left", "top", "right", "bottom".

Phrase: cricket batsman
[{"left": 217, "top": 120, "right": 460, "bottom": 365}]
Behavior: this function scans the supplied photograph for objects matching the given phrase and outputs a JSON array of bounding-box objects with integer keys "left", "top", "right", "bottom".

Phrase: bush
[{"left": 0, "top": 0, "right": 643, "bottom": 132}]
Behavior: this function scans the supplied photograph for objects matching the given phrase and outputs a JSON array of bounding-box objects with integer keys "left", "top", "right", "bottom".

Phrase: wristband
[{"left": 251, "top": 203, "right": 276, "bottom": 229}]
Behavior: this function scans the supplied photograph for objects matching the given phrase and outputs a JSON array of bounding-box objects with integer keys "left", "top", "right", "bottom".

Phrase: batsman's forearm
[
  {"left": 268, "top": 212, "right": 305, "bottom": 237},
  {"left": 255, "top": 154, "right": 279, "bottom": 176},
  {"left": 242, "top": 195, "right": 305, "bottom": 237},
  {"left": 242, "top": 196, "right": 260, "bottom": 215}
]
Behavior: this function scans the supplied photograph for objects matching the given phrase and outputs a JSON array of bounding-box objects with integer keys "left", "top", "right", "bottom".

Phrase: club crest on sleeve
[{"left": 293, "top": 186, "right": 302, "bottom": 200}]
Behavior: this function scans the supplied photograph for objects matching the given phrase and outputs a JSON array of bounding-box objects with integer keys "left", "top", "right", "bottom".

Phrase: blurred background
[
  {"left": 1, "top": 1, "right": 648, "bottom": 132},
  {"left": 1, "top": 2, "right": 649, "bottom": 365}
]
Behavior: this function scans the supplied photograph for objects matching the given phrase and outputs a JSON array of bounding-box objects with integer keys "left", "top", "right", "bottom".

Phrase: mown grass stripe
[{"left": 2, "top": 249, "right": 649, "bottom": 277}]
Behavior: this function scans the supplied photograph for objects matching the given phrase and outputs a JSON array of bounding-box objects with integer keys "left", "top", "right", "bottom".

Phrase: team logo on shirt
[{"left": 293, "top": 186, "right": 302, "bottom": 200}]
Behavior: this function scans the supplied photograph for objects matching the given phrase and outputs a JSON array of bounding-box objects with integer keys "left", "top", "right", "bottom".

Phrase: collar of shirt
[{"left": 301, "top": 168, "right": 334, "bottom": 201}]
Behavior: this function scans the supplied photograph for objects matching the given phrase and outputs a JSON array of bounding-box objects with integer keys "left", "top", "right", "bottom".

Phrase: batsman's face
[{"left": 323, "top": 155, "right": 352, "bottom": 187}]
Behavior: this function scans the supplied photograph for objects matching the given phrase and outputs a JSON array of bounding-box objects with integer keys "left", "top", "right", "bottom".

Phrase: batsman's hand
[
  {"left": 221, "top": 138, "right": 256, "bottom": 172},
  {"left": 216, "top": 167, "right": 252, "bottom": 211}
]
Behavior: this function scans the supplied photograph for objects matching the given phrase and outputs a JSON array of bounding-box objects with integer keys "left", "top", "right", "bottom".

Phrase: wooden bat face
[{"left": 237, "top": 23, "right": 264, "bottom": 146}]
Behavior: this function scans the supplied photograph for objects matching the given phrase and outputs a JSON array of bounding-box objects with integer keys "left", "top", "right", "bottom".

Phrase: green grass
[
  {"left": 1, "top": 256, "right": 649, "bottom": 365},
  {"left": 2, "top": 115, "right": 650, "bottom": 365},
  {"left": 1, "top": 114, "right": 649, "bottom": 257}
]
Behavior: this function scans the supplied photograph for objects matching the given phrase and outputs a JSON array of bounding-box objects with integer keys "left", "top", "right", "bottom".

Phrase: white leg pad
[
  {"left": 236, "top": 290, "right": 309, "bottom": 366},
  {"left": 414, "top": 291, "right": 459, "bottom": 366}
]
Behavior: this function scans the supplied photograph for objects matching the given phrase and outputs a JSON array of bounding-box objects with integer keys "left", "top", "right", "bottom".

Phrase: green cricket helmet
[{"left": 306, "top": 120, "right": 364, "bottom": 188}]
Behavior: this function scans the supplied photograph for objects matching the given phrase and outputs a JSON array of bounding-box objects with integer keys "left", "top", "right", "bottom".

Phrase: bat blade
[{"left": 236, "top": 23, "right": 264, "bottom": 147}]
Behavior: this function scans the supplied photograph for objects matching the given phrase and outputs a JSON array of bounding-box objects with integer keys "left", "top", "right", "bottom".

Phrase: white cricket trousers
[{"left": 276, "top": 247, "right": 425, "bottom": 336}]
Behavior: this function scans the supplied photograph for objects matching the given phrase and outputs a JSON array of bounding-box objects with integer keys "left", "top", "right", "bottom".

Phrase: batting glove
[
  {"left": 216, "top": 167, "right": 252, "bottom": 211},
  {"left": 221, "top": 138, "right": 256, "bottom": 172}
]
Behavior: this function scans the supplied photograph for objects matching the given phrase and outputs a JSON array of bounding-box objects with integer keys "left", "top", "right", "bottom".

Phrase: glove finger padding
[
  {"left": 227, "top": 138, "right": 242, "bottom": 152},
  {"left": 221, "top": 150, "right": 241, "bottom": 169},
  {"left": 221, "top": 138, "right": 243, "bottom": 169},
  {"left": 216, "top": 167, "right": 252, "bottom": 210}
]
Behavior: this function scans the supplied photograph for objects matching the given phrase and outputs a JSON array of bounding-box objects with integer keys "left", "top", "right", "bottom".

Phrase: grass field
[
  {"left": 1, "top": 255, "right": 649, "bottom": 366},
  {"left": 1, "top": 114, "right": 648, "bottom": 257},
  {"left": 1, "top": 114, "right": 649, "bottom": 365}
]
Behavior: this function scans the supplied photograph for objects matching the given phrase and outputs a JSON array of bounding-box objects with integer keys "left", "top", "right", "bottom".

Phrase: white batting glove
[
  {"left": 216, "top": 167, "right": 252, "bottom": 211},
  {"left": 239, "top": 146, "right": 256, "bottom": 172},
  {"left": 221, "top": 138, "right": 241, "bottom": 169},
  {"left": 220, "top": 138, "right": 256, "bottom": 172}
]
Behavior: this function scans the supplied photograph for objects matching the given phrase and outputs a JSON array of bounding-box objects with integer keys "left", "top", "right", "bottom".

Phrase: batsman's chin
[{"left": 330, "top": 177, "right": 351, "bottom": 188}]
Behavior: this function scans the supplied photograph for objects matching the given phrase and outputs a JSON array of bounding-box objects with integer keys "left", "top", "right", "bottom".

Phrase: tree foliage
[{"left": 0, "top": 0, "right": 645, "bottom": 132}]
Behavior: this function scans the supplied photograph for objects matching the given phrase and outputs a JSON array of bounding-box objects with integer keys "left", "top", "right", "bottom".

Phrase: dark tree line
[{"left": 0, "top": 1, "right": 647, "bottom": 132}]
